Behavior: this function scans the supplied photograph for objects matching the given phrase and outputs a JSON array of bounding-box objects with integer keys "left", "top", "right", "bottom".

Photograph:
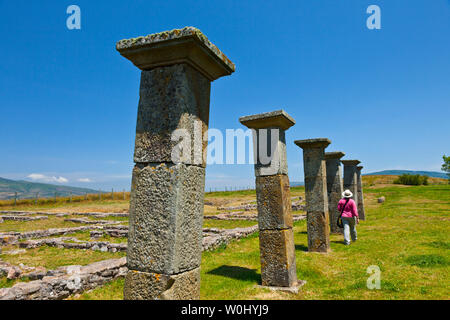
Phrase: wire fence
[
  {"left": 205, "top": 186, "right": 255, "bottom": 193},
  {"left": 0, "top": 189, "right": 131, "bottom": 208},
  {"left": 1, "top": 186, "right": 267, "bottom": 207}
]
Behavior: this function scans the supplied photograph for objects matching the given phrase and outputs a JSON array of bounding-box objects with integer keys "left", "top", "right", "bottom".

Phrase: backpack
[{"left": 337, "top": 198, "right": 350, "bottom": 229}]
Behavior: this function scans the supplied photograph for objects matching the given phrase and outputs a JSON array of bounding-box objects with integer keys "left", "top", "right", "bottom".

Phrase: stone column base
[
  {"left": 256, "top": 280, "right": 307, "bottom": 294},
  {"left": 259, "top": 229, "right": 297, "bottom": 287},
  {"left": 124, "top": 268, "right": 200, "bottom": 300}
]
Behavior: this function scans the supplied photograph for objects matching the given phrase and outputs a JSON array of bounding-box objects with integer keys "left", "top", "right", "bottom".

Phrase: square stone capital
[
  {"left": 324, "top": 151, "right": 345, "bottom": 160},
  {"left": 116, "top": 27, "right": 235, "bottom": 81},
  {"left": 239, "top": 110, "right": 295, "bottom": 131},
  {"left": 294, "top": 138, "right": 331, "bottom": 149},
  {"left": 341, "top": 160, "right": 361, "bottom": 166}
]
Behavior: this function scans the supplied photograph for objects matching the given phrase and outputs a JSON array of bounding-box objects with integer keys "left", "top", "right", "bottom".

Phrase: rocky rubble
[
  {"left": 0, "top": 211, "right": 128, "bottom": 218},
  {"left": 291, "top": 200, "right": 306, "bottom": 211},
  {"left": 205, "top": 212, "right": 306, "bottom": 222},
  {"left": 202, "top": 226, "right": 259, "bottom": 251},
  {"left": 64, "top": 218, "right": 110, "bottom": 225},
  {"left": 217, "top": 204, "right": 257, "bottom": 211},
  {"left": 0, "top": 215, "right": 49, "bottom": 222},
  {"left": 0, "top": 224, "right": 123, "bottom": 244},
  {"left": 11, "top": 225, "right": 269, "bottom": 254},
  {"left": 19, "top": 237, "right": 127, "bottom": 253},
  {"left": 90, "top": 225, "right": 129, "bottom": 238},
  {"left": 70, "top": 212, "right": 129, "bottom": 218},
  {"left": 0, "top": 260, "right": 46, "bottom": 280},
  {"left": 0, "top": 224, "right": 262, "bottom": 300},
  {"left": 0, "top": 257, "right": 127, "bottom": 300},
  {"left": 217, "top": 197, "right": 305, "bottom": 212}
]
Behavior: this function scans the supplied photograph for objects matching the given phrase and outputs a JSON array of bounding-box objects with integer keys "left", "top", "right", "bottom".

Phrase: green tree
[{"left": 442, "top": 155, "right": 450, "bottom": 182}]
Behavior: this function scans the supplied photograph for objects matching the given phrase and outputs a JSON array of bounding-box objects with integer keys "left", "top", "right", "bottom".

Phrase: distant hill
[
  {"left": 0, "top": 177, "right": 99, "bottom": 200},
  {"left": 290, "top": 181, "right": 305, "bottom": 187},
  {"left": 364, "top": 170, "right": 447, "bottom": 179}
]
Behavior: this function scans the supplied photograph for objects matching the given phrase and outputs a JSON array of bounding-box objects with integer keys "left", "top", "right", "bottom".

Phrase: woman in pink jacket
[{"left": 337, "top": 189, "right": 359, "bottom": 245}]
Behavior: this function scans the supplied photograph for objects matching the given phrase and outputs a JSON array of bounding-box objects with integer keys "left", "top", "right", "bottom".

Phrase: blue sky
[{"left": 0, "top": 0, "right": 449, "bottom": 191}]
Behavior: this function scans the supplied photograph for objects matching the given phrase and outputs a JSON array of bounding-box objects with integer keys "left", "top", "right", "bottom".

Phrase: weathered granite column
[
  {"left": 294, "top": 139, "right": 331, "bottom": 253},
  {"left": 325, "top": 152, "right": 345, "bottom": 234},
  {"left": 239, "top": 110, "right": 298, "bottom": 288},
  {"left": 356, "top": 166, "right": 366, "bottom": 220},
  {"left": 341, "top": 160, "right": 361, "bottom": 209},
  {"left": 116, "top": 27, "right": 235, "bottom": 300}
]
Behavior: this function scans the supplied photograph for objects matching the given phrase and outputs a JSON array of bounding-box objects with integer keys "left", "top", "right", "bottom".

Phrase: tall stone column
[
  {"left": 356, "top": 166, "right": 366, "bottom": 220},
  {"left": 341, "top": 160, "right": 361, "bottom": 208},
  {"left": 239, "top": 110, "right": 298, "bottom": 288},
  {"left": 116, "top": 27, "right": 235, "bottom": 300},
  {"left": 325, "top": 152, "right": 345, "bottom": 234},
  {"left": 294, "top": 138, "right": 331, "bottom": 253}
]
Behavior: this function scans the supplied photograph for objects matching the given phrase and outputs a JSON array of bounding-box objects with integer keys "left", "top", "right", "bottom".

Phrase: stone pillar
[
  {"left": 341, "top": 160, "right": 361, "bottom": 208},
  {"left": 239, "top": 110, "right": 298, "bottom": 288},
  {"left": 294, "top": 139, "right": 331, "bottom": 253},
  {"left": 116, "top": 27, "right": 235, "bottom": 300},
  {"left": 325, "top": 152, "right": 345, "bottom": 234},
  {"left": 356, "top": 166, "right": 366, "bottom": 220}
]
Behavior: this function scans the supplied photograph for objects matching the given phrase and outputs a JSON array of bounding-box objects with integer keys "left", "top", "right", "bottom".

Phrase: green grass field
[{"left": 69, "top": 184, "right": 449, "bottom": 300}]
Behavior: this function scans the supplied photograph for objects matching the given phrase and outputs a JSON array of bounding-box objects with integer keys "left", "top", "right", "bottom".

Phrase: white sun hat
[{"left": 342, "top": 189, "right": 353, "bottom": 198}]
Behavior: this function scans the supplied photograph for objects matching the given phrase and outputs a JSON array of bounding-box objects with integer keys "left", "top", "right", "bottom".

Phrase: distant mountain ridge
[
  {"left": 364, "top": 170, "right": 447, "bottom": 179},
  {"left": 0, "top": 177, "right": 99, "bottom": 200}
]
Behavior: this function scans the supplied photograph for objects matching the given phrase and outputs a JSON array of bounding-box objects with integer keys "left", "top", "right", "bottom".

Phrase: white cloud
[
  {"left": 27, "top": 174, "right": 68, "bottom": 184},
  {"left": 77, "top": 178, "right": 92, "bottom": 183}
]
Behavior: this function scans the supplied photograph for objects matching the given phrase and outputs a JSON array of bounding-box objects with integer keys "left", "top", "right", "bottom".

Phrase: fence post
[
  {"left": 112, "top": 188, "right": 114, "bottom": 200},
  {"left": 14, "top": 192, "right": 17, "bottom": 206},
  {"left": 55, "top": 192, "right": 57, "bottom": 203},
  {"left": 123, "top": 189, "right": 126, "bottom": 200},
  {"left": 35, "top": 192, "right": 39, "bottom": 205},
  {"left": 85, "top": 192, "right": 88, "bottom": 201}
]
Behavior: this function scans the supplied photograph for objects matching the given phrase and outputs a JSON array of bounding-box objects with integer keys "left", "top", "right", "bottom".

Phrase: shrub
[{"left": 393, "top": 174, "right": 429, "bottom": 186}]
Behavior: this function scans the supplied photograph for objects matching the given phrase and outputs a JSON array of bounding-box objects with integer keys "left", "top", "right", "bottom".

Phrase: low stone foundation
[
  {"left": 0, "top": 216, "right": 49, "bottom": 222},
  {"left": 217, "top": 199, "right": 304, "bottom": 212},
  {"left": 0, "top": 257, "right": 127, "bottom": 300},
  {"left": 0, "top": 211, "right": 128, "bottom": 218},
  {"left": 204, "top": 212, "right": 306, "bottom": 222},
  {"left": 217, "top": 204, "right": 257, "bottom": 211},
  {"left": 19, "top": 237, "right": 127, "bottom": 253},
  {"left": 90, "top": 226, "right": 129, "bottom": 238},
  {"left": 14, "top": 225, "right": 265, "bottom": 253},
  {"left": 0, "top": 223, "right": 123, "bottom": 244},
  {"left": 0, "top": 260, "right": 46, "bottom": 280},
  {"left": 64, "top": 218, "right": 111, "bottom": 225},
  {"left": 202, "top": 226, "right": 259, "bottom": 251}
]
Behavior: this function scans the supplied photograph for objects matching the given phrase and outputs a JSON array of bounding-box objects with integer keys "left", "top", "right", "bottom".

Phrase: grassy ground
[
  {"left": 72, "top": 184, "right": 449, "bottom": 300},
  {"left": 0, "top": 199, "right": 130, "bottom": 213},
  {"left": 0, "top": 216, "right": 84, "bottom": 233},
  {"left": 1, "top": 246, "right": 125, "bottom": 270},
  {"left": 1, "top": 182, "right": 448, "bottom": 300}
]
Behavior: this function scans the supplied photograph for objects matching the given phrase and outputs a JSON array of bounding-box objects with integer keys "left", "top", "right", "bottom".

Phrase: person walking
[{"left": 338, "top": 189, "right": 359, "bottom": 245}]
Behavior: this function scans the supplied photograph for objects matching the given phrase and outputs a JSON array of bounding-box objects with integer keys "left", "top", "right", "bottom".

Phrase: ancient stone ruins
[{"left": 0, "top": 26, "right": 366, "bottom": 300}]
